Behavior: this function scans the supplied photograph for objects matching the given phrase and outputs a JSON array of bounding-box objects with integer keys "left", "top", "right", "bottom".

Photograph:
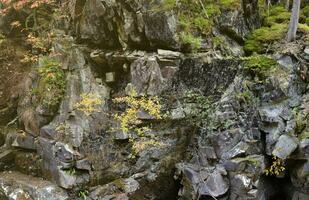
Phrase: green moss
[
  {"left": 298, "top": 23, "right": 309, "bottom": 32},
  {"left": 243, "top": 55, "right": 277, "bottom": 72},
  {"left": 264, "top": 6, "right": 290, "bottom": 26},
  {"left": 220, "top": 0, "right": 241, "bottom": 10},
  {"left": 179, "top": 32, "right": 202, "bottom": 51},
  {"left": 213, "top": 35, "right": 225, "bottom": 47},
  {"left": 193, "top": 16, "right": 213, "bottom": 34},
  {"left": 155, "top": 0, "right": 176, "bottom": 11},
  {"left": 244, "top": 24, "right": 287, "bottom": 54},
  {"left": 205, "top": 4, "right": 221, "bottom": 17},
  {"left": 301, "top": 5, "right": 309, "bottom": 18},
  {"left": 236, "top": 90, "right": 253, "bottom": 104}
]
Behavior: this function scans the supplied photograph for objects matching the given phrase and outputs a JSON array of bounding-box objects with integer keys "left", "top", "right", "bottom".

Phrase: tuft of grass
[
  {"left": 244, "top": 23, "right": 287, "bottom": 54},
  {"left": 243, "top": 55, "right": 277, "bottom": 72},
  {"left": 179, "top": 32, "right": 202, "bottom": 51},
  {"left": 220, "top": 0, "right": 241, "bottom": 10},
  {"left": 263, "top": 6, "right": 290, "bottom": 26}
]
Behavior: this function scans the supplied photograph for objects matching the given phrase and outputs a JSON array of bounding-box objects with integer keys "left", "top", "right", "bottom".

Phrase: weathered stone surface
[
  {"left": 12, "top": 132, "right": 36, "bottom": 150},
  {"left": 130, "top": 57, "right": 165, "bottom": 95},
  {"left": 145, "top": 12, "right": 178, "bottom": 49},
  {"left": 175, "top": 163, "right": 229, "bottom": 199},
  {"left": 0, "top": 171, "right": 69, "bottom": 200},
  {"left": 78, "top": 0, "right": 119, "bottom": 47},
  {"left": 89, "top": 177, "right": 139, "bottom": 200},
  {"left": 272, "top": 135, "right": 298, "bottom": 159}
]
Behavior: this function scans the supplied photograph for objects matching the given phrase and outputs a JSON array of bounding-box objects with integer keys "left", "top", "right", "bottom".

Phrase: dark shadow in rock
[{"left": 257, "top": 172, "right": 294, "bottom": 200}]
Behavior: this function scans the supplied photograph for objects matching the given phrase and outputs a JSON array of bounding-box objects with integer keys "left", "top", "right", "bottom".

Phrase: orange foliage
[{"left": 0, "top": 0, "right": 55, "bottom": 14}]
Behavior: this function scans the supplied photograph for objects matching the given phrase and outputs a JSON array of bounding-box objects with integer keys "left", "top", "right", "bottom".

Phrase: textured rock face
[
  {"left": 0, "top": 0, "right": 309, "bottom": 200},
  {"left": 0, "top": 171, "right": 69, "bottom": 200},
  {"left": 71, "top": 0, "right": 259, "bottom": 51}
]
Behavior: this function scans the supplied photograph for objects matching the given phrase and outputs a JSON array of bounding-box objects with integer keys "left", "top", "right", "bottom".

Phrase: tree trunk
[
  {"left": 286, "top": 0, "right": 301, "bottom": 42},
  {"left": 285, "top": 0, "right": 290, "bottom": 10}
]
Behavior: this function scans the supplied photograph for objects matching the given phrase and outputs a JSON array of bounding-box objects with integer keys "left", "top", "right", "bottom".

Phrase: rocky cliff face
[{"left": 0, "top": 0, "right": 308, "bottom": 200}]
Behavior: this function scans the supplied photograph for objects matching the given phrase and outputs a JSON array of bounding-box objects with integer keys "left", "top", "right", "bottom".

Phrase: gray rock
[
  {"left": 272, "top": 135, "right": 298, "bottom": 159},
  {"left": 114, "top": 131, "right": 129, "bottom": 140},
  {"left": 222, "top": 141, "right": 250, "bottom": 160},
  {"left": 176, "top": 164, "right": 229, "bottom": 199},
  {"left": 12, "top": 133, "right": 36, "bottom": 150},
  {"left": 157, "top": 49, "right": 182, "bottom": 58},
  {"left": 230, "top": 174, "right": 253, "bottom": 196},
  {"left": 76, "top": 159, "right": 92, "bottom": 171},
  {"left": 121, "top": 178, "right": 140, "bottom": 193},
  {"left": 89, "top": 177, "right": 139, "bottom": 200},
  {"left": 277, "top": 55, "right": 294, "bottom": 70},
  {"left": 224, "top": 155, "right": 266, "bottom": 175},
  {"left": 202, "top": 169, "right": 229, "bottom": 197},
  {"left": 145, "top": 12, "right": 178, "bottom": 49},
  {"left": 304, "top": 46, "right": 309, "bottom": 55},
  {"left": 0, "top": 171, "right": 69, "bottom": 200},
  {"left": 79, "top": 0, "right": 119, "bottom": 47},
  {"left": 130, "top": 57, "right": 165, "bottom": 95}
]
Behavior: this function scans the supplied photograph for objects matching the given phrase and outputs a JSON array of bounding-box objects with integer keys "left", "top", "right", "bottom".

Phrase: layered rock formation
[{"left": 0, "top": 0, "right": 308, "bottom": 200}]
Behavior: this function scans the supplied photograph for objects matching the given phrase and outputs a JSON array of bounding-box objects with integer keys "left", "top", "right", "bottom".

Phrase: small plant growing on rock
[
  {"left": 64, "top": 167, "right": 76, "bottom": 176},
  {"left": 78, "top": 189, "right": 89, "bottom": 200},
  {"left": 113, "top": 89, "right": 162, "bottom": 133},
  {"left": 179, "top": 32, "right": 202, "bottom": 52},
  {"left": 242, "top": 55, "right": 277, "bottom": 79},
  {"left": 113, "top": 89, "right": 163, "bottom": 158},
  {"left": 264, "top": 156, "right": 286, "bottom": 176},
  {"left": 75, "top": 93, "right": 103, "bottom": 116},
  {"left": 36, "top": 56, "right": 66, "bottom": 107}
]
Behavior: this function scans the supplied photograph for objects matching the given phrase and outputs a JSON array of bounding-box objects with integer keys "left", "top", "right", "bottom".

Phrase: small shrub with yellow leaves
[
  {"left": 113, "top": 89, "right": 162, "bottom": 134},
  {"left": 113, "top": 89, "right": 163, "bottom": 158},
  {"left": 75, "top": 93, "right": 103, "bottom": 116},
  {"left": 264, "top": 156, "right": 286, "bottom": 176}
]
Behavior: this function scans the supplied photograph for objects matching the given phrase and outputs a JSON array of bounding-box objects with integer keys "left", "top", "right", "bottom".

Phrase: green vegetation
[
  {"left": 242, "top": 55, "right": 278, "bottom": 80},
  {"left": 263, "top": 6, "right": 291, "bottom": 26},
  {"left": 244, "top": 23, "right": 287, "bottom": 54},
  {"left": 182, "top": 90, "right": 214, "bottom": 129},
  {"left": 220, "top": 0, "right": 241, "bottom": 10},
  {"left": 243, "top": 55, "right": 277, "bottom": 71},
  {"left": 179, "top": 32, "right": 202, "bottom": 51},
  {"left": 245, "top": 4, "right": 309, "bottom": 54},
  {"left": 236, "top": 91, "right": 254, "bottom": 104},
  {"left": 78, "top": 189, "right": 89, "bottom": 200},
  {"left": 36, "top": 56, "right": 66, "bottom": 107},
  {"left": 64, "top": 167, "right": 76, "bottom": 175}
]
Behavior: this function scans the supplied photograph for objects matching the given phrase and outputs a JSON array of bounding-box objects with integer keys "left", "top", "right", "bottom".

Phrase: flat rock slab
[
  {"left": 0, "top": 171, "right": 69, "bottom": 200},
  {"left": 272, "top": 135, "right": 298, "bottom": 159}
]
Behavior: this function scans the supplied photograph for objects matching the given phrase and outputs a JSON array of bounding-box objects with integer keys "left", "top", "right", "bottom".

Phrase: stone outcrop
[{"left": 0, "top": 0, "right": 308, "bottom": 200}]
